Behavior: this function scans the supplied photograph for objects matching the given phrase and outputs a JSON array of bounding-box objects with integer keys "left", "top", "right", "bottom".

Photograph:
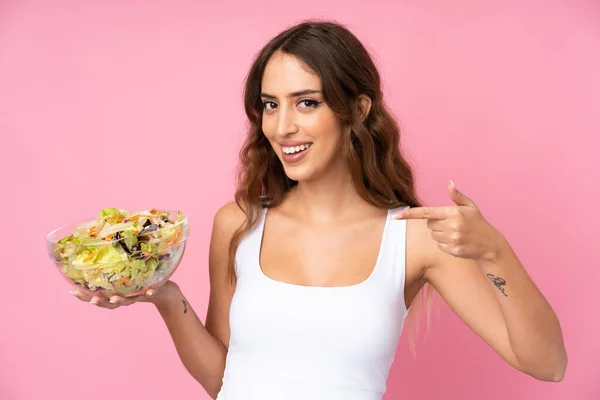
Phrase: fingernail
[
  {"left": 69, "top": 291, "right": 77, "bottom": 296},
  {"left": 450, "top": 180, "right": 455, "bottom": 189},
  {"left": 393, "top": 212, "right": 403, "bottom": 220},
  {"left": 109, "top": 298, "right": 118, "bottom": 304},
  {"left": 147, "top": 290, "right": 155, "bottom": 297},
  {"left": 90, "top": 299, "right": 98, "bottom": 305}
]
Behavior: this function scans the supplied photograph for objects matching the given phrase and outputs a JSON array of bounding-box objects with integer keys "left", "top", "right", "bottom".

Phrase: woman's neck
[{"left": 285, "top": 166, "right": 370, "bottom": 223}]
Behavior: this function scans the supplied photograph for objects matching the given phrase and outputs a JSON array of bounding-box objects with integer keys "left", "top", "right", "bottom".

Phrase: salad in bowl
[{"left": 46, "top": 207, "right": 189, "bottom": 298}]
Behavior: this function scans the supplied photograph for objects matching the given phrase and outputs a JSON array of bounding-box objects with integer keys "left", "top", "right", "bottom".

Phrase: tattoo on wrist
[
  {"left": 486, "top": 274, "right": 508, "bottom": 297},
  {"left": 182, "top": 300, "right": 188, "bottom": 314}
]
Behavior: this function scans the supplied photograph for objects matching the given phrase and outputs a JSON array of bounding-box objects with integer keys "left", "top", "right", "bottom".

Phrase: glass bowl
[{"left": 46, "top": 209, "right": 189, "bottom": 298}]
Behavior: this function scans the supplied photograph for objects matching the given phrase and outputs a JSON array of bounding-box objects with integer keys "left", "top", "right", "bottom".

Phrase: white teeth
[{"left": 282, "top": 143, "right": 312, "bottom": 154}]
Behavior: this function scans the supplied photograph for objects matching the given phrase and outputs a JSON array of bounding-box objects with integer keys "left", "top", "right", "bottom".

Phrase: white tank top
[{"left": 216, "top": 206, "right": 411, "bottom": 400}]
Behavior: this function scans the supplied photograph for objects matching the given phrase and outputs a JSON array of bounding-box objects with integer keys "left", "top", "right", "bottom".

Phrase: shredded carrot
[
  {"left": 157, "top": 229, "right": 184, "bottom": 255},
  {"left": 115, "top": 277, "right": 130, "bottom": 289},
  {"left": 141, "top": 251, "right": 158, "bottom": 261},
  {"left": 104, "top": 215, "right": 125, "bottom": 222},
  {"left": 171, "top": 229, "right": 183, "bottom": 245}
]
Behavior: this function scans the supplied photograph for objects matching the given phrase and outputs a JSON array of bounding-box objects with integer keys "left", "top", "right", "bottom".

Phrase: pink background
[{"left": 1, "top": 0, "right": 598, "bottom": 399}]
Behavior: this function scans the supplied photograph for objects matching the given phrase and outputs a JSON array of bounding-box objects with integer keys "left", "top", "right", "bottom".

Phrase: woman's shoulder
[
  {"left": 213, "top": 201, "right": 247, "bottom": 236},
  {"left": 405, "top": 217, "right": 440, "bottom": 275},
  {"left": 404, "top": 212, "right": 441, "bottom": 283}
]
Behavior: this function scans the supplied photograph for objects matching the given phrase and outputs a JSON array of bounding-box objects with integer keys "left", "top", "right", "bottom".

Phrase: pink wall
[{"left": 1, "top": 0, "right": 598, "bottom": 399}]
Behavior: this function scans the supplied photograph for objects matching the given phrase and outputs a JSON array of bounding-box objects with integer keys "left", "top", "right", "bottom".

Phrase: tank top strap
[
  {"left": 366, "top": 205, "right": 411, "bottom": 309},
  {"left": 234, "top": 207, "right": 268, "bottom": 281}
]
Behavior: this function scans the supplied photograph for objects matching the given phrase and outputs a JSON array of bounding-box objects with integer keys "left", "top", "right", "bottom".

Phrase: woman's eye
[
  {"left": 262, "top": 101, "right": 277, "bottom": 111},
  {"left": 298, "top": 99, "right": 321, "bottom": 108}
]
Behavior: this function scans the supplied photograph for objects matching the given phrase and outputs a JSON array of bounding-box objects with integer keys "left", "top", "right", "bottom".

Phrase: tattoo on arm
[
  {"left": 486, "top": 274, "right": 508, "bottom": 297},
  {"left": 182, "top": 300, "right": 188, "bottom": 314}
]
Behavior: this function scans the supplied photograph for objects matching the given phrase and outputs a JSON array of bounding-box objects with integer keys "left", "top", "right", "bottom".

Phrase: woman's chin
[{"left": 282, "top": 165, "right": 314, "bottom": 182}]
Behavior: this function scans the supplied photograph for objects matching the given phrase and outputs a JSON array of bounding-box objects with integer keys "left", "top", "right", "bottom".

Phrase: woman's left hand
[{"left": 393, "top": 181, "right": 506, "bottom": 262}]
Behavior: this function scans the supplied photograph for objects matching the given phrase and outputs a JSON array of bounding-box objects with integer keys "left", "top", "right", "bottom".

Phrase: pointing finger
[{"left": 393, "top": 206, "right": 455, "bottom": 220}]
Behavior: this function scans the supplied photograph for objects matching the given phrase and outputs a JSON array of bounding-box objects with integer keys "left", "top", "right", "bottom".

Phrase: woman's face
[{"left": 260, "top": 52, "right": 347, "bottom": 182}]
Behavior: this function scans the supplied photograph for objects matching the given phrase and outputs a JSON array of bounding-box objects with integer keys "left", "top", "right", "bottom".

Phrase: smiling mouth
[{"left": 281, "top": 143, "right": 313, "bottom": 154}]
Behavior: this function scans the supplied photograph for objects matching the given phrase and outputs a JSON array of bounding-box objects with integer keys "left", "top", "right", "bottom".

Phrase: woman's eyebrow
[{"left": 260, "top": 89, "right": 322, "bottom": 99}]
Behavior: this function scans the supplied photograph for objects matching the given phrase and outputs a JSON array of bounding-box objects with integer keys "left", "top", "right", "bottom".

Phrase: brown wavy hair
[{"left": 228, "top": 20, "right": 435, "bottom": 347}]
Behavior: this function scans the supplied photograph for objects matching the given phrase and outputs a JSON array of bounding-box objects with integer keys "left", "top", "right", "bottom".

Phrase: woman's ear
[{"left": 357, "top": 94, "right": 372, "bottom": 122}]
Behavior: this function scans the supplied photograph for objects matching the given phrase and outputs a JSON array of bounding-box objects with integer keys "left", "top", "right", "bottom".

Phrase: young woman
[{"left": 72, "top": 20, "right": 567, "bottom": 400}]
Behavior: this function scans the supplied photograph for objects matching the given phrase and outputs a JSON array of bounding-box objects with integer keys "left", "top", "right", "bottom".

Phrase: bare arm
[
  {"left": 403, "top": 204, "right": 567, "bottom": 382},
  {"left": 155, "top": 202, "right": 243, "bottom": 398},
  {"left": 154, "top": 282, "right": 227, "bottom": 398},
  {"left": 425, "top": 235, "right": 566, "bottom": 381},
  {"left": 476, "top": 236, "right": 567, "bottom": 379}
]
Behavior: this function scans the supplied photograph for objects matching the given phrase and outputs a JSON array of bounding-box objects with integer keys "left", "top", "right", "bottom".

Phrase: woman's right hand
[{"left": 70, "top": 280, "right": 181, "bottom": 310}]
